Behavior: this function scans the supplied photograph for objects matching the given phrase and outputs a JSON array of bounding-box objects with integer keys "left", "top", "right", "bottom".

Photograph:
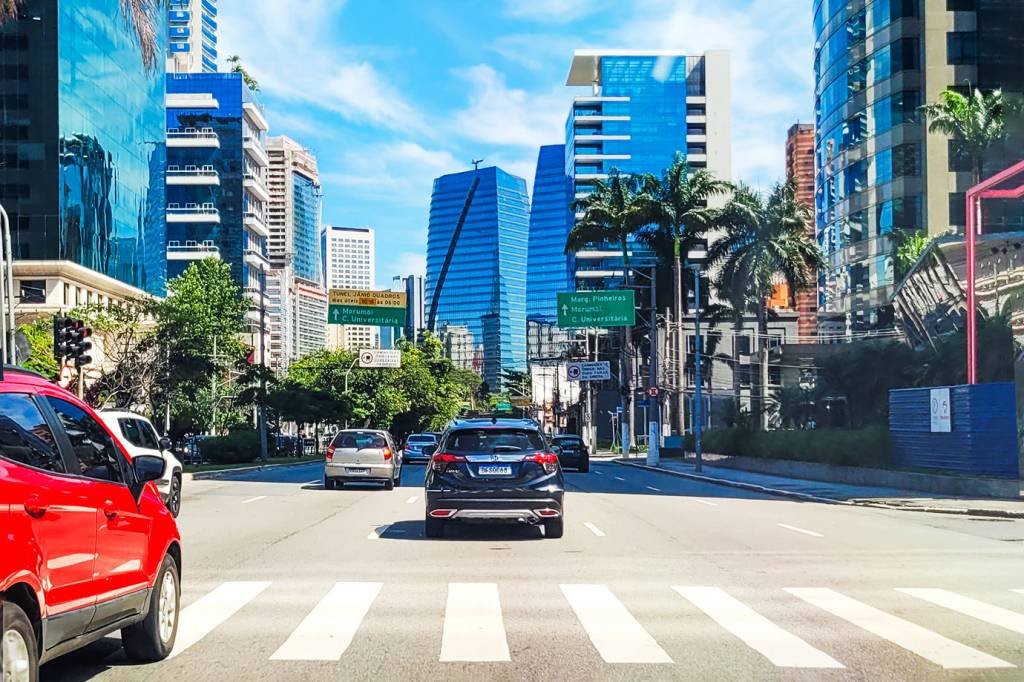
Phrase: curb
[
  {"left": 185, "top": 459, "right": 324, "bottom": 482},
  {"left": 612, "top": 459, "right": 1024, "bottom": 519}
]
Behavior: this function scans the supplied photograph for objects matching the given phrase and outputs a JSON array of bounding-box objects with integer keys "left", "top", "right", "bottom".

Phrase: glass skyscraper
[
  {"left": 426, "top": 167, "right": 529, "bottom": 389},
  {"left": 526, "top": 144, "right": 574, "bottom": 322},
  {"left": 0, "top": 0, "right": 168, "bottom": 296},
  {"left": 564, "top": 50, "right": 731, "bottom": 289}
]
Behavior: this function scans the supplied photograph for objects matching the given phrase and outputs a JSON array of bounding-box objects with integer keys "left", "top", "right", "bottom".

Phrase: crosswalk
[{"left": 159, "top": 581, "right": 1024, "bottom": 671}]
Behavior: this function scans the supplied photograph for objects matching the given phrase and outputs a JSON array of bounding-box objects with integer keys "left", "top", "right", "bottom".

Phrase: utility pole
[
  {"left": 647, "top": 267, "right": 660, "bottom": 466},
  {"left": 674, "top": 240, "right": 686, "bottom": 436},
  {"left": 258, "top": 271, "right": 268, "bottom": 461},
  {"left": 0, "top": 201, "right": 15, "bottom": 367}
]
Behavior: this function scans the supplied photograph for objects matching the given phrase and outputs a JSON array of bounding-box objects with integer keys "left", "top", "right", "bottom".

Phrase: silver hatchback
[{"left": 325, "top": 430, "right": 402, "bottom": 490}]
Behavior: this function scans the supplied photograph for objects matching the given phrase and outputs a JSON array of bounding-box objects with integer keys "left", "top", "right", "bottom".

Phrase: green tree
[
  {"left": 892, "top": 230, "right": 932, "bottom": 282},
  {"left": 16, "top": 317, "right": 58, "bottom": 380},
  {"left": 227, "top": 55, "right": 261, "bottom": 92},
  {"left": 709, "top": 181, "right": 825, "bottom": 429},
  {"left": 73, "top": 301, "right": 160, "bottom": 411},
  {"left": 921, "top": 87, "right": 1007, "bottom": 183},
  {"left": 2, "top": 0, "right": 166, "bottom": 71}
]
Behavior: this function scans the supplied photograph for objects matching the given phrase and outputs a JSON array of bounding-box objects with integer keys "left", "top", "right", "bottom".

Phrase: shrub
[
  {"left": 691, "top": 426, "right": 891, "bottom": 469},
  {"left": 199, "top": 429, "right": 261, "bottom": 464}
]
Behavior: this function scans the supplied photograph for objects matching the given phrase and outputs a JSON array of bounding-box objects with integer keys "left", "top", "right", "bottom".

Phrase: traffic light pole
[{"left": 647, "top": 267, "right": 660, "bottom": 466}]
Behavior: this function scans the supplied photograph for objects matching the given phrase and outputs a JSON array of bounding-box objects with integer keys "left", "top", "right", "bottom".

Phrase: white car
[{"left": 99, "top": 410, "right": 184, "bottom": 517}]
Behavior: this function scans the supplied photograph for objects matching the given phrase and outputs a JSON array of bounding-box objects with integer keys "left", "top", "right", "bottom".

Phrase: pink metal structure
[{"left": 964, "top": 159, "right": 1024, "bottom": 384}]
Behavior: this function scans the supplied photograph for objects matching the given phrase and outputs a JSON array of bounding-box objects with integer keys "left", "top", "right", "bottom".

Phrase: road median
[{"left": 185, "top": 458, "right": 324, "bottom": 482}]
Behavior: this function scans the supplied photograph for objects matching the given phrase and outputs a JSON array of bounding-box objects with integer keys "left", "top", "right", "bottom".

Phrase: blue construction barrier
[{"left": 889, "top": 382, "right": 1020, "bottom": 479}]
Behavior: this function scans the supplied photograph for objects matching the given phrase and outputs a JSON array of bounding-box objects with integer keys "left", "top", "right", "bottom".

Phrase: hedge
[
  {"left": 198, "top": 429, "right": 261, "bottom": 464},
  {"left": 684, "top": 427, "right": 891, "bottom": 469}
]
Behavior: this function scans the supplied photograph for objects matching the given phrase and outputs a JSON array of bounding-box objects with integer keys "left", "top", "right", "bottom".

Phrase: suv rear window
[
  {"left": 333, "top": 432, "right": 387, "bottom": 449},
  {"left": 407, "top": 435, "right": 436, "bottom": 443},
  {"left": 446, "top": 428, "right": 545, "bottom": 454}
]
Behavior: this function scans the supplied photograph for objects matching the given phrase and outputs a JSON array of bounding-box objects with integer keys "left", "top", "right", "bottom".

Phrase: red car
[{"left": 0, "top": 367, "right": 182, "bottom": 681}]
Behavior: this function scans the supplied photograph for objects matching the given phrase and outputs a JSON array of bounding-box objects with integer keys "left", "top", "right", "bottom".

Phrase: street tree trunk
[{"left": 755, "top": 299, "right": 770, "bottom": 431}]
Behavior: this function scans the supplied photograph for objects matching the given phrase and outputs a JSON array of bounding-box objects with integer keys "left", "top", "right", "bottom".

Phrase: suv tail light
[
  {"left": 326, "top": 444, "right": 335, "bottom": 461},
  {"left": 382, "top": 448, "right": 392, "bottom": 461},
  {"left": 527, "top": 452, "right": 559, "bottom": 474},
  {"left": 431, "top": 452, "right": 466, "bottom": 473}
]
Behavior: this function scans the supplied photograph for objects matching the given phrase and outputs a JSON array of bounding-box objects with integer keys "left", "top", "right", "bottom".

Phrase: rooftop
[{"left": 566, "top": 49, "right": 690, "bottom": 86}]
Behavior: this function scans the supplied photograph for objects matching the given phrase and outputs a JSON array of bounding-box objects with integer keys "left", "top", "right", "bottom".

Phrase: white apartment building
[
  {"left": 292, "top": 277, "right": 328, "bottom": 359},
  {"left": 322, "top": 226, "right": 377, "bottom": 350},
  {"left": 166, "top": 0, "right": 218, "bottom": 74}
]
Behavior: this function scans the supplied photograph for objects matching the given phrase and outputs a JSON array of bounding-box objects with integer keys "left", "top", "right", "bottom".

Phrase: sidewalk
[{"left": 614, "top": 456, "right": 1024, "bottom": 519}]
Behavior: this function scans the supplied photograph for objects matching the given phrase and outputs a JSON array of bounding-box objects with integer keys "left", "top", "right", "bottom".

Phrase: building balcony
[
  {"left": 574, "top": 173, "right": 609, "bottom": 182},
  {"left": 166, "top": 165, "right": 220, "bottom": 185},
  {"left": 243, "top": 136, "right": 270, "bottom": 168},
  {"left": 244, "top": 248, "right": 270, "bottom": 272},
  {"left": 575, "top": 134, "right": 630, "bottom": 142},
  {"left": 574, "top": 115, "right": 630, "bottom": 123},
  {"left": 243, "top": 173, "right": 271, "bottom": 203},
  {"left": 244, "top": 286, "right": 267, "bottom": 307},
  {"left": 574, "top": 154, "right": 630, "bottom": 163},
  {"left": 167, "top": 127, "right": 219, "bottom": 148},
  {"left": 168, "top": 10, "right": 190, "bottom": 22},
  {"left": 242, "top": 101, "right": 270, "bottom": 132},
  {"left": 167, "top": 203, "right": 220, "bottom": 223},
  {"left": 687, "top": 153, "right": 708, "bottom": 164},
  {"left": 686, "top": 95, "right": 707, "bottom": 104},
  {"left": 166, "top": 92, "right": 219, "bottom": 109},
  {"left": 243, "top": 211, "right": 271, "bottom": 238},
  {"left": 686, "top": 133, "right": 707, "bottom": 143},
  {"left": 167, "top": 240, "right": 220, "bottom": 261},
  {"left": 686, "top": 114, "right": 707, "bottom": 124},
  {"left": 574, "top": 96, "right": 630, "bottom": 103},
  {"left": 576, "top": 269, "right": 625, "bottom": 279},
  {"left": 575, "top": 249, "right": 623, "bottom": 259}
]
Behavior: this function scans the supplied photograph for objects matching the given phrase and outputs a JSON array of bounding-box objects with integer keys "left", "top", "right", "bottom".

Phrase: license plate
[
  {"left": 478, "top": 465, "right": 512, "bottom": 476},
  {"left": 348, "top": 467, "right": 369, "bottom": 474}
]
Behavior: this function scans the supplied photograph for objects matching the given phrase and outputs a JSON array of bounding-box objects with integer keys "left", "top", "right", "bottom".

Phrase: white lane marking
[
  {"left": 367, "top": 525, "right": 390, "bottom": 540},
  {"left": 304, "top": 479, "right": 321, "bottom": 485},
  {"left": 691, "top": 499, "right": 719, "bottom": 506},
  {"left": 583, "top": 522, "right": 606, "bottom": 537},
  {"left": 270, "top": 582, "right": 383, "bottom": 660},
  {"left": 170, "top": 582, "right": 271, "bottom": 658},
  {"left": 614, "top": 476, "right": 626, "bottom": 482},
  {"left": 777, "top": 523, "right": 822, "bottom": 538},
  {"left": 406, "top": 496, "right": 418, "bottom": 504},
  {"left": 897, "top": 588, "right": 1024, "bottom": 635},
  {"left": 593, "top": 470, "right": 603, "bottom": 475},
  {"left": 561, "top": 584, "right": 672, "bottom": 664},
  {"left": 440, "top": 583, "right": 511, "bottom": 662},
  {"left": 674, "top": 587, "right": 843, "bottom": 668},
  {"left": 645, "top": 485, "right": 661, "bottom": 492},
  {"left": 786, "top": 588, "right": 1014, "bottom": 669},
  {"left": 240, "top": 496, "right": 267, "bottom": 504}
]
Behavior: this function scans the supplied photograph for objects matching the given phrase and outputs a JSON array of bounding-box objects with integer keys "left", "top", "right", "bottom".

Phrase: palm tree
[
  {"left": 921, "top": 87, "right": 1006, "bottom": 184},
  {"left": 1, "top": 0, "right": 164, "bottom": 71},
  {"left": 635, "top": 153, "right": 735, "bottom": 433},
  {"left": 567, "top": 170, "right": 656, "bottom": 450},
  {"left": 709, "top": 180, "right": 824, "bottom": 430}
]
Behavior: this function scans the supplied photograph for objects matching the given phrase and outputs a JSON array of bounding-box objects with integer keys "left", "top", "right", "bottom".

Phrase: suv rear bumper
[{"left": 425, "top": 493, "right": 564, "bottom": 521}]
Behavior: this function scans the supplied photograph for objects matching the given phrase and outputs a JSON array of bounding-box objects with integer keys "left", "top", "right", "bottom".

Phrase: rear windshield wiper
[{"left": 492, "top": 445, "right": 524, "bottom": 453}]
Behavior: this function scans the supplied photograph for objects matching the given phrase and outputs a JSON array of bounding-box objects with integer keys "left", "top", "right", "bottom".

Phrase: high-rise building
[
  {"left": 166, "top": 0, "right": 218, "bottom": 74},
  {"left": 266, "top": 270, "right": 290, "bottom": 370},
  {"left": 265, "top": 136, "right": 325, "bottom": 365},
  {"left": 165, "top": 72, "right": 271, "bottom": 343},
  {"left": 0, "top": 0, "right": 168, "bottom": 297},
  {"left": 526, "top": 144, "right": 575, "bottom": 322},
  {"left": 813, "top": 0, "right": 1024, "bottom": 333},
  {"left": 783, "top": 123, "right": 817, "bottom": 339},
  {"left": 425, "top": 166, "right": 529, "bottom": 389},
  {"left": 564, "top": 50, "right": 731, "bottom": 287},
  {"left": 322, "top": 225, "right": 376, "bottom": 350}
]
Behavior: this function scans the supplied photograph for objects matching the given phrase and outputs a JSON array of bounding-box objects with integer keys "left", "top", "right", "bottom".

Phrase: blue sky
[{"left": 218, "top": 0, "right": 814, "bottom": 288}]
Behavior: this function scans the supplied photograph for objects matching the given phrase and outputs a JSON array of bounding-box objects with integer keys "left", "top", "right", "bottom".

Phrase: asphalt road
[{"left": 44, "top": 460, "right": 1024, "bottom": 681}]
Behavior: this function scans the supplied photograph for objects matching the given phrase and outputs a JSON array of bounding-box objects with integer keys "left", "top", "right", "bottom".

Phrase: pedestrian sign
[
  {"left": 557, "top": 290, "right": 635, "bottom": 328},
  {"left": 329, "top": 289, "right": 407, "bottom": 327}
]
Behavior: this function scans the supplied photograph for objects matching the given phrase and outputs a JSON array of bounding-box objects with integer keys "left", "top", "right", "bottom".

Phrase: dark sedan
[
  {"left": 551, "top": 434, "right": 590, "bottom": 472},
  {"left": 423, "top": 419, "right": 565, "bottom": 539}
]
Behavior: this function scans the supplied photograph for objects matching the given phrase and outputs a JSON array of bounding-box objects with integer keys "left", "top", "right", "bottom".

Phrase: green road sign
[
  {"left": 557, "top": 290, "right": 636, "bottom": 328},
  {"left": 328, "top": 289, "right": 407, "bottom": 327},
  {"left": 494, "top": 401, "right": 513, "bottom": 412}
]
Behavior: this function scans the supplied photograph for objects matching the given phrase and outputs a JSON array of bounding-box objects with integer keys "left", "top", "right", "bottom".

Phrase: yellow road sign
[{"left": 328, "top": 289, "right": 407, "bottom": 308}]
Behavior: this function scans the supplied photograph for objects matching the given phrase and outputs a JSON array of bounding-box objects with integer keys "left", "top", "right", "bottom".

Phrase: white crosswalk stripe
[
  {"left": 560, "top": 584, "right": 672, "bottom": 664},
  {"left": 270, "top": 582, "right": 383, "bottom": 660},
  {"left": 1013, "top": 589, "right": 1024, "bottom": 596},
  {"left": 785, "top": 588, "right": 1014, "bottom": 669},
  {"left": 674, "top": 587, "right": 843, "bottom": 668},
  {"left": 170, "top": 581, "right": 271, "bottom": 658},
  {"left": 440, "top": 583, "right": 511, "bottom": 662},
  {"left": 897, "top": 588, "right": 1024, "bottom": 636}
]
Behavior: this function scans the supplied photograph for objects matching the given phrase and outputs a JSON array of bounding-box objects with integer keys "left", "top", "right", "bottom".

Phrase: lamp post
[{"left": 686, "top": 239, "right": 709, "bottom": 473}]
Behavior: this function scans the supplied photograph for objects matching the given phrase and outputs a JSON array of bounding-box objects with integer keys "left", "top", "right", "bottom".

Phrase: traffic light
[{"left": 53, "top": 316, "right": 92, "bottom": 367}]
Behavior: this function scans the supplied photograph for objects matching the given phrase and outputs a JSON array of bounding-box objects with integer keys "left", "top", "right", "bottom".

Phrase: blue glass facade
[
  {"left": 425, "top": 167, "right": 529, "bottom": 388},
  {"left": 165, "top": 73, "right": 268, "bottom": 291},
  {"left": 292, "top": 170, "right": 322, "bottom": 283},
  {"left": 526, "top": 145, "right": 573, "bottom": 321},
  {"left": 0, "top": 0, "right": 167, "bottom": 295}
]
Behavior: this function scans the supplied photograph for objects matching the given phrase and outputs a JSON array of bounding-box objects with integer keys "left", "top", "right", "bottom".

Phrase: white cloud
[
  {"left": 503, "top": 0, "right": 603, "bottom": 23},
  {"left": 217, "top": 0, "right": 426, "bottom": 134},
  {"left": 451, "top": 64, "right": 571, "bottom": 150},
  {"left": 321, "top": 141, "right": 463, "bottom": 206}
]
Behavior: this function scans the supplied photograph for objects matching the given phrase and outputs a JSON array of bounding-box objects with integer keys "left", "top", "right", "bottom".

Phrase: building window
[
  {"left": 947, "top": 0, "right": 976, "bottom": 10},
  {"left": 948, "top": 139, "right": 973, "bottom": 173},
  {"left": 947, "top": 32, "right": 978, "bottom": 65},
  {"left": 949, "top": 192, "right": 967, "bottom": 226}
]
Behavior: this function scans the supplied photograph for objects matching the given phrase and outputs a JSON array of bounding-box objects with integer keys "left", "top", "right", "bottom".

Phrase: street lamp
[{"left": 686, "top": 239, "right": 708, "bottom": 473}]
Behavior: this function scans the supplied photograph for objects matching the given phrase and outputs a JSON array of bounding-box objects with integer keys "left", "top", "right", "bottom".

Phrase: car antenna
[{"left": 491, "top": 415, "right": 497, "bottom": 424}]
